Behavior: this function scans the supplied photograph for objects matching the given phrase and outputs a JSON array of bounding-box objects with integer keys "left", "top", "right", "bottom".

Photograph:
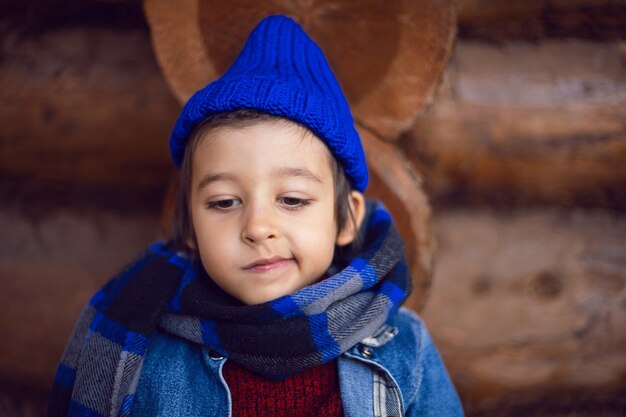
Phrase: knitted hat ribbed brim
[{"left": 169, "top": 15, "right": 368, "bottom": 192}]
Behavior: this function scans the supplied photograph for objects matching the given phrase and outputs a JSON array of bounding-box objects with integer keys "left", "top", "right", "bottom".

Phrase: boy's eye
[
  {"left": 278, "top": 197, "right": 312, "bottom": 208},
  {"left": 207, "top": 199, "right": 241, "bottom": 210}
]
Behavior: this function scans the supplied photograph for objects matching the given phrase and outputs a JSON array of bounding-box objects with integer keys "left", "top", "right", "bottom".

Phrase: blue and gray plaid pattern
[{"left": 47, "top": 201, "right": 411, "bottom": 417}]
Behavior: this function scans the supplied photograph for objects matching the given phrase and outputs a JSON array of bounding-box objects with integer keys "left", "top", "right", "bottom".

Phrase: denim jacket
[{"left": 132, "top": 307, "right": 464, "bottom": 417}]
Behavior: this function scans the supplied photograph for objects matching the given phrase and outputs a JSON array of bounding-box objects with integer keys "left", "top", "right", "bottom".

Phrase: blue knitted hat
[{"left": 170, "top": 15, "right": 368, "bottom": 192}]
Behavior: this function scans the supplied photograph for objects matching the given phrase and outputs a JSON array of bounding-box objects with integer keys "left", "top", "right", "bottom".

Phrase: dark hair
[{"left": 169, "top": 109, "right": 359, "bottom": 256}]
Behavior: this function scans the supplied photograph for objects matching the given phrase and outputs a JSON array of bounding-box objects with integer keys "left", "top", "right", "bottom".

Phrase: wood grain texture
[
  {"left": 0, "top": 26, "right": 178, "bottom": 197},
  {"left": 401, "top": 40, "right": 626, "bottom": 209},
  {"left": 424, "top": 208, "right": 626, "bottom": 410},
  {"left": 144, "top": 0, "right": 457, "bottom": 140},
  {"left": 458, "top": 0, "right": 626, "bottom": 41}
]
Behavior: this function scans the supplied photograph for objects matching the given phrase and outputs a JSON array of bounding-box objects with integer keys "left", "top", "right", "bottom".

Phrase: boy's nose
[{"left": 241, "top": 203, "right": 278, "bottom": 244}]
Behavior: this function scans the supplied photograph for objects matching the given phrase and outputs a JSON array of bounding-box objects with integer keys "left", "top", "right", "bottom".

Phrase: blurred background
[{"left": 1, "top": 1, "right": 625, "bottom": 416}]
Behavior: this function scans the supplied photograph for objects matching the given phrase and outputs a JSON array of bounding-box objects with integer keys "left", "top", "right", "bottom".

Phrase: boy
[{"left": 48, "top": 15, "right": 463, "bottom": 417}]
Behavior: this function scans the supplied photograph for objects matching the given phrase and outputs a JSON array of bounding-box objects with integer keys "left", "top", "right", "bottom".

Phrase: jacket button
[
  {"left": 359, "top": 345, "right": 373, "bottom": 359},
  {"left": 208, "top": 349, "right": 224, "bottom": 360}
]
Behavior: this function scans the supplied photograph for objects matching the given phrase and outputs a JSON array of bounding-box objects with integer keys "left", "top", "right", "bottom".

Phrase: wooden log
[
  {"left": 424, "top": 208, "right": 626, "bottom": 411},
  {"left": 458, "top": 0, "right": 626, "bottom": 41},
  {"left": 144, "top": 0, "right": 457, "bottom": 140},
  {"left": 360, "top": 128, "right": 434, "bottom": 312},
  {"left": 400, "top": 40, "right": 626, "bottom": 209},
  {"left": 0, "top": 25, "right": 179, "bottom": 210}
]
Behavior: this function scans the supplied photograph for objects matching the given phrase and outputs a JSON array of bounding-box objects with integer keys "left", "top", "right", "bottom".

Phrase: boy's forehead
[{"left": 193, "top": 119, "right": 335, "bottom": 175}]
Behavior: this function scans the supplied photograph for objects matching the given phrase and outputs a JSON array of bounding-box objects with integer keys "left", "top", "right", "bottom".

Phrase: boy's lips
[{"left": 243, "top": 256, "right": 294, "bottom": 272}]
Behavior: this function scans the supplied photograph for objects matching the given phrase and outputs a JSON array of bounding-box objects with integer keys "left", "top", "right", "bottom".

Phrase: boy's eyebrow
[
  {"left": 196, "top": 172, "right": 237, "bottom": 190},
  {"left": 196, "top": 167, "right": 323, "bottom": 191},
  {"left": 274, "top": 167, "right": 323, "bottom": 183}
]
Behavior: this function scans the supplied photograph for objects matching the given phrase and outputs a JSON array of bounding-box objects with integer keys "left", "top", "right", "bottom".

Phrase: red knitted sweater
[{"left": 223, "top": 359, "right": 344, "bottom": 417}]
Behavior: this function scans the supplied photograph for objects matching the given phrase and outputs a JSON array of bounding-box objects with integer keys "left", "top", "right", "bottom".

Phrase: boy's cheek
[
  {"left": 197, "top": 246, "right": 234, "bottom": 278},
  {"left": 192, "top": 212, "right": 233, "bottom": 233}
]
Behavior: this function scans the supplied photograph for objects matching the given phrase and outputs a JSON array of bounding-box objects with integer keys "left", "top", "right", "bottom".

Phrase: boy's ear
[{"left": 336, "top": 191, "right": 366, "bottom": 246}]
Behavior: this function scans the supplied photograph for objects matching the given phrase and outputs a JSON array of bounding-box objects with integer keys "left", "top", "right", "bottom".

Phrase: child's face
[{"left": 189, "top": 120, "right": 341, "bottom": 305}]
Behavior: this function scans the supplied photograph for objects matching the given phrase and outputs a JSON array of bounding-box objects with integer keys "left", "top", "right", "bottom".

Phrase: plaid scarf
[{"left": 47, "top": 201, "right": 411, "bottom": 417}]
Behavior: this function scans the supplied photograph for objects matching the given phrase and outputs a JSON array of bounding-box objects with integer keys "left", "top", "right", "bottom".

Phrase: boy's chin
[{"left": 235, "top": 281, "right": 322, "bottom": 306}]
